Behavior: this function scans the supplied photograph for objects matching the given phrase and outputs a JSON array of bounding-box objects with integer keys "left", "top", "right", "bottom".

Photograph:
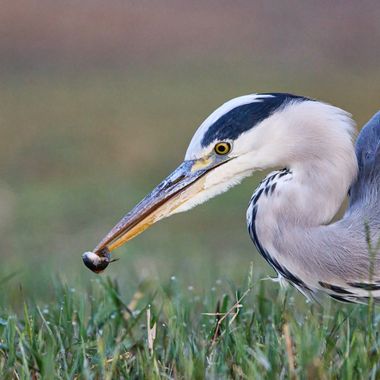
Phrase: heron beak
[{"left": 90, "top": 155, "right": 231, "bottom": 257}]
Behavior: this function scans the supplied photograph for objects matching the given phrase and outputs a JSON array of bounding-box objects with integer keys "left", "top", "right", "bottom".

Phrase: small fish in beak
[{"left": 82, "top": 247, "right": 111, "bottom": 273}]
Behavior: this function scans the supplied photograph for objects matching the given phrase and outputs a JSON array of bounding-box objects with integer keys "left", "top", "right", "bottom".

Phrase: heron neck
[
  {"left": 250, "top": 144, "right": 359, "bottom": 286},
  {"left": 251, "top": 135, "right": 358, "bottom": 241},
  {"left": 284, "top": 155, "right": 357, "bottom": 226},
  {"left": 247, "top": 102, "right": 364, "bottom": 291}
]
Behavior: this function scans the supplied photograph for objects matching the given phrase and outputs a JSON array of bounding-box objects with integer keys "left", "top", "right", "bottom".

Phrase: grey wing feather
[{"left": 349, "top": 111, "right": 380, "bottom": 212}]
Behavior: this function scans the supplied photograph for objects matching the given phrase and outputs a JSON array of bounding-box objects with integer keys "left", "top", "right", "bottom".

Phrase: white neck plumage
[
  {"left": 252, "top": 100, "right": 358, "bottom": 226},
  {"left": 247, "top": 100, "right": 361, "bottom": 297}
]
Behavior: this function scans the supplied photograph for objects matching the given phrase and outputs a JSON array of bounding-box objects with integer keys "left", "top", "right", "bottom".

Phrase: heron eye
[{"left": 214, "top": 142, "right": 231, "bottom": 155}]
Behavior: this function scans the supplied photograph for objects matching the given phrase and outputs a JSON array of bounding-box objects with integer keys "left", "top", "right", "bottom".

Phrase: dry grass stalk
[
  {"left": 283, "top": 322, "right": 297, "bottom": 380},
  {"left": 147, "top": 307, "right": 157, "bottom": 354},
  {"left": 206, "top": 286, "right": 253, "bottom": 348}
]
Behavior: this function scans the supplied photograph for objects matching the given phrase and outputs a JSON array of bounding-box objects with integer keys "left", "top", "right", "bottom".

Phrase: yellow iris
[{"left": 214, "top": 142, "right": 231, "bottom": 155}]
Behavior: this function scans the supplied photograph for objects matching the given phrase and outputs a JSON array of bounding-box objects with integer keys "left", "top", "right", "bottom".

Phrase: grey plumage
[
  {"left": 247, "top": 108, "right": 380, "bottom": 302},
  {"left": 349, "top": 111, "right": 380, "bottom": 210}
]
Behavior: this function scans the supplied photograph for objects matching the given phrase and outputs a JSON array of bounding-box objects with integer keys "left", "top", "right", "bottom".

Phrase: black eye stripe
[{"left": 201, "top": 93, "right": 311, "bottom": 147}]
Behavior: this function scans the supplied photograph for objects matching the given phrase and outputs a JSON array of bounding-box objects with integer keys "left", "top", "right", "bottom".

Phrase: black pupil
[{"left": 218, "top": 144, "right": 226, "bottom": 153}]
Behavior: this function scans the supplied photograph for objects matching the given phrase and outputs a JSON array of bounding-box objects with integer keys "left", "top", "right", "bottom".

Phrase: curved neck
[
  {"left": 244, "top": 101, "right": 375, "bottom": 296},
  {"left": 249, "top": 120, "right": 359, "bottom": 289},
  {"left": 251, "top": 100, "right": 358, "bottom": 227}
]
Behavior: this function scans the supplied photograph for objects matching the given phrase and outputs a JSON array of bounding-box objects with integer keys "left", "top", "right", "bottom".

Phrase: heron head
[{"left": 85, "top": 92, "right": 351, "bottom": 268}]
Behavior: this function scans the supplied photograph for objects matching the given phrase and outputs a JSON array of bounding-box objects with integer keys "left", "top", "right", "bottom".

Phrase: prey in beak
[{"left": 82, "top": 155, "right": 232, "bottom": 273}]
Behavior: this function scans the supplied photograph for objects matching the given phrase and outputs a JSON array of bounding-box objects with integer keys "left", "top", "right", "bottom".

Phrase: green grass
[{"left": 1, "top": 268, "right": 380, "bottom": 379}]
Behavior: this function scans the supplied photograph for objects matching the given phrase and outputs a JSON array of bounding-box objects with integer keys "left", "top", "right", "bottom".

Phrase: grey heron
[{"left": 83, "top": 93, "right": 380, "bottom": 303}]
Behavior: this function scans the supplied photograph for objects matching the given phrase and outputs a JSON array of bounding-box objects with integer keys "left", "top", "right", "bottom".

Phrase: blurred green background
[{"left": 1, "top": 0, "right": 380, "bottom": 308}]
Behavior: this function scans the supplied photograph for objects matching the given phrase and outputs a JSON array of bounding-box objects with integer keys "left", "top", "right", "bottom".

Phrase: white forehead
[{"left": 185, "top": 94, "right": 274, "bottom": 159}]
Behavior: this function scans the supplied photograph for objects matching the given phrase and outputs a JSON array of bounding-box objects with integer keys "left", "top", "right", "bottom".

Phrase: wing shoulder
[{"left": 349, "top": 111, "right": 380, "bottom": 209}]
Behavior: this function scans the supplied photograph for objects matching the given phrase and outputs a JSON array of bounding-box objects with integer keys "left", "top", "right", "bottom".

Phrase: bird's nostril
[
  {"left": 171, "top": 174, "right": 186, "bottom": 185},
  {"left": 162, "top": 175, "right": 186, "bottom": 190}
]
